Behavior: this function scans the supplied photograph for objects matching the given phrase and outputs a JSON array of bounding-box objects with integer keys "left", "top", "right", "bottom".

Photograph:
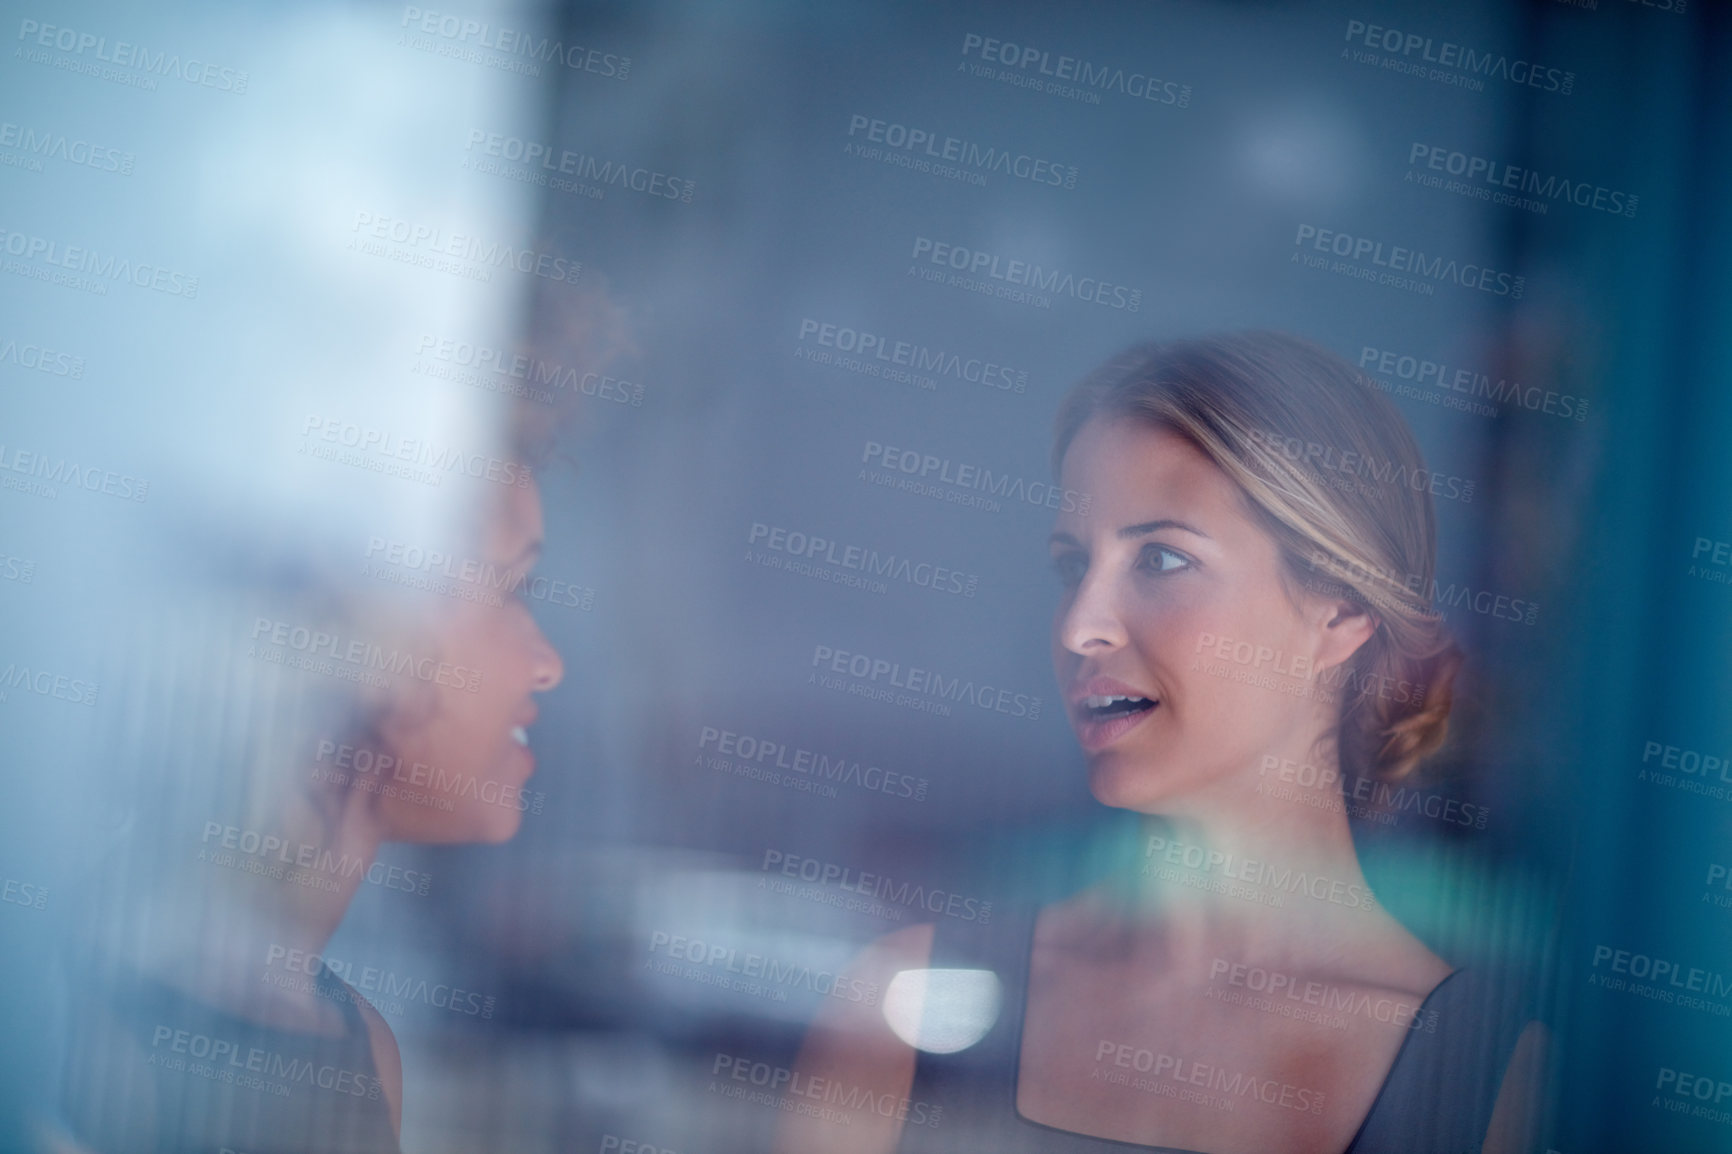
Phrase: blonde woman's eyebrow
[{"left": 1118, "top": 519, "right": 1209, "bottom": 540}]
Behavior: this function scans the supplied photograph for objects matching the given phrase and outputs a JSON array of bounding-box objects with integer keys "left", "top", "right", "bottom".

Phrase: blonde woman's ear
[{"left": 1314, "top": 599, "right": 1379, "bottom": 673}]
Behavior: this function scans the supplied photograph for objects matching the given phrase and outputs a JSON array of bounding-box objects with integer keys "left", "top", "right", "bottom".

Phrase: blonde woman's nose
[{"left": 1059, "top": 571, "right": 1128, "bottom": 655}]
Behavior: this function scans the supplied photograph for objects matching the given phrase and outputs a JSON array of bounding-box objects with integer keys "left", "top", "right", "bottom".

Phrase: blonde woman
[{"left": 780, "top": 334, "right": 1547, "bottom": 1154}]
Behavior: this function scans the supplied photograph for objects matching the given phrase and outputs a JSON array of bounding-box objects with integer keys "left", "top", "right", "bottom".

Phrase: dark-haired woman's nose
[{"left": 529, "top": 622, "right": 563, "bottom": 692}]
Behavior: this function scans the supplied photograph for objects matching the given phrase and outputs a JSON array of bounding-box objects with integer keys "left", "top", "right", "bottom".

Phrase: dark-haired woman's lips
[
  {"left": 505, "top": 734, "right": 536, "bottom": 780},
  {"left": 508, "top": 709, "right": 538, "bottom": 775},
  {"left": 510, "top": 705, "right": 538, "bottom": 749}
]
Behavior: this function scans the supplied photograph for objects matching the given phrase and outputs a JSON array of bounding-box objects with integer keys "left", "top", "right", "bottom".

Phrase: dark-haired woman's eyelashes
[{"left": 502, "top": 566, "right": 535, "bottom": 608}]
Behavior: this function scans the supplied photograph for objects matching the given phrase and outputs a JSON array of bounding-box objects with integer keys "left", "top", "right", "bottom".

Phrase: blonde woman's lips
[{"left": 1069, "top": 676, "right": 1159, "bottom": 751}]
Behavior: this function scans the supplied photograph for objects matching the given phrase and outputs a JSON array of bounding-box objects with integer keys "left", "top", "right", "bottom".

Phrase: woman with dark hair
[
  {"left": 47, "top": 425, "right": 566, "bottom": 1154},
  {"left": 778, "top": 334, "right": 1547, "bottom": 1154}
]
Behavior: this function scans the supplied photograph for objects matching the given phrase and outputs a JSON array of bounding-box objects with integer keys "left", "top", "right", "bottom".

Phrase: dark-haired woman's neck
[{"left": 99, "top": 776, "right": 388, "bottom": 1034}]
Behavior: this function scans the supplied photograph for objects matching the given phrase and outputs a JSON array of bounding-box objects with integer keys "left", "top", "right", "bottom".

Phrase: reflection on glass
[{"left": 53, "top": 461, "right": 563, "bottom": 1154}]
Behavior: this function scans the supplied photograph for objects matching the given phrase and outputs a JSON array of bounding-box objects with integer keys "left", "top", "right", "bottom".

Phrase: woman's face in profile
[
  {"left": 374, "top": 479, "right": 564, "bottom": 844},
  {"left": 1049, "top": 418, "right": 1347, "bottom": 814}
]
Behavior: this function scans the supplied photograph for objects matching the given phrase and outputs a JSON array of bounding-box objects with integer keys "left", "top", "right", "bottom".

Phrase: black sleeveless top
[
  {"left": 896, "top": 906, "right": 1532, "bottom": 1154},
  {"left": 58, "top": 956, "right": 401, "bottom": 1154}
]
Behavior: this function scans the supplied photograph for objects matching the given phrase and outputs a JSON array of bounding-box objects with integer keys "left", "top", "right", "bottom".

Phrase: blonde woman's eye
[
  {"left": 1137, "top": 544, "right": 1191, "bottom": 575},
  {"left": 1051, "top": 551, "right": 1087, "bottom": 588}
]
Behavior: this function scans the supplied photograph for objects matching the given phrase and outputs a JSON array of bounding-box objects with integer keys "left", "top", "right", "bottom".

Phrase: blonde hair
[{"left": 1053, "top": 332, "right": 1463, "bottom": 780}]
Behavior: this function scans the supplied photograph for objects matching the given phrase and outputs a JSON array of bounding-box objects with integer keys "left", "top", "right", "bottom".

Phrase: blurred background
[{"left": 1, "top": 0, "right": 1729, "bottom": 1151}]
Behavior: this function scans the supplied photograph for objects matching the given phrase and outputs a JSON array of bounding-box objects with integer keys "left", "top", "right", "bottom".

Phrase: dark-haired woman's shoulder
[{"left": 342, "top": 978, "right": 404, "bottom": 1140}]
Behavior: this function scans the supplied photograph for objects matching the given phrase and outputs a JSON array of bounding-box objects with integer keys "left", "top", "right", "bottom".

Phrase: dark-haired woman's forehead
[{"left": 480, "top": 481, "right": 546, "bottom": 571}]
